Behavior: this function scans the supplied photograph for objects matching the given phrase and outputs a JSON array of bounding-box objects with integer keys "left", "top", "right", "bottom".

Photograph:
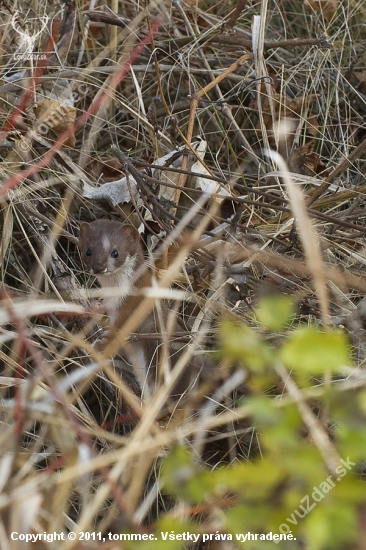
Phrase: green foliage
[
  {"left": 157, "top": 296, "right": 365, "bottom": 550},
  {"left": 161, "top": 445, "right": 218, "bottom": 502},
  {"left": 304, "top": 504, "right": 356, "bottom": 550},
  {"left": 255, "top": 294, "right": 295, "bottom": 331},
  {"left": 280, "top": 327, "right": 351, "bottom": 373},
  {"left": 220, "top": 320, "right": 273, "bottom": 370}
]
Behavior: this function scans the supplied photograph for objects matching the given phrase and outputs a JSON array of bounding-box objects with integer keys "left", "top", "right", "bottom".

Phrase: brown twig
[
  {"left": 84, "top": 10, "right": 131, "bottom": 28},
  {"left": 0, "top": 19, "right": 161, "bottom": 197},
  {"left": 276, "top": 364, "right": 340, "bottom": 475},
  {"left": 307, "top": 134, "right": 366, "bottom": 206},
  {"left": 172, "top": 35, "right": 331, "bottom": 52},
  {"left": 225, "top": 0, "right": 248, "bottom": 31},
  {"left": 233, "top": 245, "right": 366, "bottom": 293},
  {"left": 139, "top": 165, "right": 366, "bottom": 235},
  {"left": 177, "top": 52, "right": 253, "bottom": 205}
]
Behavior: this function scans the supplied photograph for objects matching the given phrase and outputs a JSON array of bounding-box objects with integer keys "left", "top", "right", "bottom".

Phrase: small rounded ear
[
  {"left": 79, "top": 222, "right": 90, "bottom": 244},
  {"left": 120, "top": 224, "right": 140, "bottom": 244}
]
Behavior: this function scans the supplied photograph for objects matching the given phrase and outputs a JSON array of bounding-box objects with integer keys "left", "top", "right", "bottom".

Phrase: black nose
[{"left": 92, "top": 265, "right": 107, "bottom": 275}]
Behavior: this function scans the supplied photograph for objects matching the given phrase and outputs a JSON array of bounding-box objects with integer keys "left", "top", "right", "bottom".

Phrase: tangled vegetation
[{"left": 0, "top": 0, "right": 366, "bottom": 548}]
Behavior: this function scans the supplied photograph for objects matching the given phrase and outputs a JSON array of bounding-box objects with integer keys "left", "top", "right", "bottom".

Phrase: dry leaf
[
  {"left": 151, "top": 146, "right": 196, "bottom": 203},
  {"left": 304, "top": 0, "right": 337, "bottom": 21},
  {"left": 0, "top": 204, "right": 13, "bottom": 269},
  {"left": 191, "top": 140, "right": 231, "bottom": 202},
  {"left": 354, "top": 71, "right": 366, "bottom": 93},
  {"left": 45, "top": 0, "right": 78, "bottom": 66},
  {"left": 86, "top": 156, "right": 124, "bottom": 181},
  {"left": 287, "top": 141, "right": 327, "bottom": 175},
  {"left": 34, "top": 79, "right": 78, "bottom": 146},
  {"left": 252, "top": 91, "right": 320, "bottom": 156},
  {"left": 34, "top": 97, "right": 76, "bottom": 146},
  {"left": 83, "top": 144, "right": 203, "bottom": 207},
  {"left": 83, "top": 174, "right": 140, "bottom": 207},
  {"left": 83, "top": 142, "right": 234, "bottom": 214}
]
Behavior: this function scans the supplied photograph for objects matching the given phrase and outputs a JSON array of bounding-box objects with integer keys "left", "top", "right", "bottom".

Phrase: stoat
[{"left": 79, "top": 219, "right": 201, "bottom": 401}]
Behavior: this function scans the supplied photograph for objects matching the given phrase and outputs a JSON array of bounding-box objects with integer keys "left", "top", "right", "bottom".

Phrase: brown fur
[{"left": 79, "top": 220, "right": 202, "bottom": 402}]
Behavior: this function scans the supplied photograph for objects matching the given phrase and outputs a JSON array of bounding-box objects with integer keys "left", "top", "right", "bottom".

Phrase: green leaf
[
  {"left": 216, "top": 458, "right": 284, "bottom": 498},
  {"left": 255, "top": 295, "right": 295, "bottom": 331},
  {"left": 338, "top": 426, "right": 366, "bottom": 462},
  {"left": 220, "top": 320, "right": 273, "bottom": 370},
  {"left": 357, "top": 390, "right": 366, "bottom": 416},
  {"left": 160, "top": 445, "right": 218, "bottom": 502},
  {"left": 225, "top": 504, "right": 274, "bottom": 536},
  {"left": 304, "top": 503, "right": 356, "bottom": 550},
  {"left": 280, "top": 327, "right": 350, "bottom": 373},
  {"left": 248, "top": 395, "right": 279, "bottom": 425},
  {"left": 161, "top": 445, "right": 197, "bottom": 497}
]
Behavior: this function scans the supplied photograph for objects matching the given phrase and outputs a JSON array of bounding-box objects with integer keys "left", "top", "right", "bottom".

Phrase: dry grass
[{"left": 0, "top": 0, "right": 366, "bottom": 547}]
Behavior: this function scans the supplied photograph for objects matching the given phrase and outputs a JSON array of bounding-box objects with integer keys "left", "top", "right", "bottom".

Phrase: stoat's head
[{"left": 79, "top": 220, "right": 143, "bottom": 280}]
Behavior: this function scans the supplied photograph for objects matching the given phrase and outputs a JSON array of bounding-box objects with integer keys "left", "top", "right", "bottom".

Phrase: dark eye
[
  {"left": 86, "top": 248, "right": 92, "bottom": 256},
  {"left": 111, "top": 250, "right": 119, "bottom": 258}
]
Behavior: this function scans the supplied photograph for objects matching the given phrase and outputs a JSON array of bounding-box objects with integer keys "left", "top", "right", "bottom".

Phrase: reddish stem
[
  {"left": 0, "top": 19, "right": 161, "bottom": 197},
  {"left": 1, "top": 37, "right": 54, "bottom": 136}
]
